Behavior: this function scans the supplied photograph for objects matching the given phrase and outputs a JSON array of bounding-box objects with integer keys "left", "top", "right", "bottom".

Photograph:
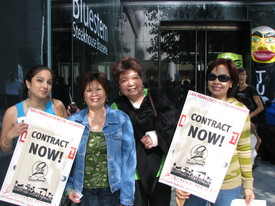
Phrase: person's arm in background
[
  {"left": 250, "top": 122, "right": 261, "bottom": 151},
  {"left": 250, "top": 95, "right": 264, "bottom": 119}
]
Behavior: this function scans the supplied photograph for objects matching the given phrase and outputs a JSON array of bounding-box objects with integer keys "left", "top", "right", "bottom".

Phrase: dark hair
[
  {"left": 112, "top": 56, "right": 142, "bottom": 84},
  {"left": 23, "top": 65, "right": 53, "bottom": 99},
  {"left": 237, "top": 67, "right": 248, "bottom": 75},
  {"left": 79, "top": 72, "right": 110, "bottom": 99},
  {"left": 207, "top": 58, "right": 239, "bottom": 98}
]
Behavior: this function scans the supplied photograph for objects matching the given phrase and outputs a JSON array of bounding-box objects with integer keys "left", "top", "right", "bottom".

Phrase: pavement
[
  {"left": 0, "top": 109, "right": 274, "bottom": 206},
  {"left": 248, "top": 158, "right": 275, "bottom": 206}
]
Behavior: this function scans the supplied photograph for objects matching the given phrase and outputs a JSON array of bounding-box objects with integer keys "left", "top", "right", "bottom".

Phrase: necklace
[
  {"left": 88, "top": 115, "right": 99, "bottom": 122},
  {"left": 25, "top": 99, "right": 46, "bottom": 111},
  {"left": 88, "top": 108, "right": 106, "bottom": 123},
  {"left": 88, "top": 113, "right": 97, "bottom": 123}
]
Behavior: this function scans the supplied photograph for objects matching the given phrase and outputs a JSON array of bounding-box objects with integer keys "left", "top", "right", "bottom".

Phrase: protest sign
[
  {"left": 0, "top": 108, "right": 84, "bottom": 206},
  {"left": 159, "top": 90, "right": 249, "bottom": 203}
]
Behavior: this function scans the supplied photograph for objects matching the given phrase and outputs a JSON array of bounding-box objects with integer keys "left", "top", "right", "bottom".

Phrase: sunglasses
[{"left": 207, "top": 73, "right": 231, "bottom": 82}]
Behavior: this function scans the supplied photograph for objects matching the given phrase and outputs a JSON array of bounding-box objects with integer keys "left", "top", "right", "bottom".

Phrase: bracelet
[
  {"left": 2, "top": 138, "right": 12, "bottom": 148},
  {"left": 65, "top": 187, "right": 74, "bottom": 196}
]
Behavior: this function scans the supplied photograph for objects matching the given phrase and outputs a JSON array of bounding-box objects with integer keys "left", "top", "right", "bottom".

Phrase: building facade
[
  {"left": 0, "top": 0, "right": 275, "bottom": 108},
  {"left": 1, "top": 1, "right": 275, "bottom": 205}
]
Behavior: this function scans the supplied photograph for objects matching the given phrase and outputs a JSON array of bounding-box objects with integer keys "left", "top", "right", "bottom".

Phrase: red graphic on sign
[
  {"left": 19, "top": 131, "right": 28, "bottom": 143},
  {"left": 229, "top": 132, "right": 239, "bottom": 145},
  {"left": 179, "top": 115, "right": 186, "bottom": 127},
  {"left": 68, "top": 147, "right": 77, "bottom": 159}
]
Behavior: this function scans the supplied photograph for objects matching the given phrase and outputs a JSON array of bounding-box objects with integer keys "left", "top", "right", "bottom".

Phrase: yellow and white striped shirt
[{"left": 221, "top": 97, "right": 253, "bottom": 190}]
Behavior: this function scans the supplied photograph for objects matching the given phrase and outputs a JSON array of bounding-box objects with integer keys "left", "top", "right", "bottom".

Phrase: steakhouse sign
[{"left": 72, "top": 0, "right": 108, "bottom": 55}]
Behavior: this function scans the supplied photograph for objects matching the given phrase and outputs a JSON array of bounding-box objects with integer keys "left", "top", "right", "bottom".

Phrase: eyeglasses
[{"left": 207, "top": 73, "right": 231, "bottom": 82}]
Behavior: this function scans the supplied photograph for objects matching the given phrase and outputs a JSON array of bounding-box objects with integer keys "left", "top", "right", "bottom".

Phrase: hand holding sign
[{"left": 0, "top": 109, "right": 85, "bottom": 206}]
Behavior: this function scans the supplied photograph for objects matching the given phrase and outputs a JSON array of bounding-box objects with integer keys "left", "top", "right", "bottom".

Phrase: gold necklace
[{"left": 25, "top": 99, "right": 46, "bottom": 111}]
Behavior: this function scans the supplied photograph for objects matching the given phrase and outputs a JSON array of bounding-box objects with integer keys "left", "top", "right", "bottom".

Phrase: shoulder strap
[
  {"left": 148, "top": 89, "right": 157, "bottom": 118},
  {"left": 114, "top": 96, "right": 138, "bottom": 122},
  {"left": 115, "top": 91, "right": 158, "bottom": 118},
  {"left": 16, "top": 101, "right": 26, "bottom": 118}
]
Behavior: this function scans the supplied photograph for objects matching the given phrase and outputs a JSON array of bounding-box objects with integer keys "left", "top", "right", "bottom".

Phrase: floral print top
[{"left": 84, "top": 132, "right": 109, "bottom": 189}]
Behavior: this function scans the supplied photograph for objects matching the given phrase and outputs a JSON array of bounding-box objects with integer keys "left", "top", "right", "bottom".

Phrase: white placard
[
  {"left": 159, "top": 91, "right": 249, "bottom": 203},
  {"left": 0, "top": 108, "right": 84, "bottom": 206}
]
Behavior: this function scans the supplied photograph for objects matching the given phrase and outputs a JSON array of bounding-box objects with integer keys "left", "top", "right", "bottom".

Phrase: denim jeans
[
  {"left": 212, "top": 186, "right": 241, "bottom": 206},
  {"left": 79, "top": 187, "right": 120, "bottom": 206},
  {"left": 184, "top": 186, "right": 241, "bottom": 206}
]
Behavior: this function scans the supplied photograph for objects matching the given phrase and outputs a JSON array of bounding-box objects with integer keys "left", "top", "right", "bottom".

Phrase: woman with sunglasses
[{"left": 175, "top": 58, "right": 255, "bottom": 206}]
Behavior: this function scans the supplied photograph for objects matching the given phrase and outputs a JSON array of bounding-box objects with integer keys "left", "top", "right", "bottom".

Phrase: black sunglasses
[{"left": 207, "top": 73, "right": 231, "bottom": 82}]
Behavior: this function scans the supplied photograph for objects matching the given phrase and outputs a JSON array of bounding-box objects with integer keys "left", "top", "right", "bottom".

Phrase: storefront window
[
  {"left": 52, "top": 0, "right": 122, "bottom": 108},
  {"left": 0, "top": 0, "right": 47, "bottom": 110},
  {"left": 121, "top": 2, "right": 275, "bottom": 106}
]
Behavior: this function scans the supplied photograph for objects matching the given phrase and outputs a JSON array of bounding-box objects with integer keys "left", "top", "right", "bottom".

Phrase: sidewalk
[
  {"left": 251, "top": 157, "right": 275, "bottom": 206},
  {"left": 170, "top": 157, "right": 275, "bottom": 206}
]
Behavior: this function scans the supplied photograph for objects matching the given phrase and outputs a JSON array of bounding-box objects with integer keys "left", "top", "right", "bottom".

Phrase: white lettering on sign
[{"left": 72, "top": 0, "right": 108, "bottom": 55}]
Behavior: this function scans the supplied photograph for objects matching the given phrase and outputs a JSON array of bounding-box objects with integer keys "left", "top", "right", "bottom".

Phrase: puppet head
[
  {"left": 252, "top": 26, "right": 275, "bottom": 63},
  {"left": 217, "top": 52, "right": 243, "bottom": 68}
]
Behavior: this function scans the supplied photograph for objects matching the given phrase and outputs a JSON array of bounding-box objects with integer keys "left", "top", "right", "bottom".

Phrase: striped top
[{"left": 221, "top": 97, "right": 253, "bottom": 190}]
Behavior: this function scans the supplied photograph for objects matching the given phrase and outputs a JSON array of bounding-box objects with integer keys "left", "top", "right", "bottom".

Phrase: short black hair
[
  {"left": 112, "top": 56, "right": 142, "bottom": 84},
  {"left": 79, "top": 72, "right": 110, "bottom": 99}
]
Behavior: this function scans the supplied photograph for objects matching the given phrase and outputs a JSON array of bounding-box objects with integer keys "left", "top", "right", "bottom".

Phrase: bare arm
[
  {"left": 250, "top": 123, "right": 261, "bottom": 151},
  {"left": 0, "top": 106, "right": 28, "bottom": 152},
  {"left": 53, "top": 99, "right": 68, "bottom": 118},
  {"left": 250, "top": 96, "right": 264, "bottom": 118}
]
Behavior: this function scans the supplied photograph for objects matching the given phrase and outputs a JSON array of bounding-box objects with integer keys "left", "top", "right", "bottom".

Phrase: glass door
[{"left": 159, "top": 21, "right": 251, "bottom": 111}]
